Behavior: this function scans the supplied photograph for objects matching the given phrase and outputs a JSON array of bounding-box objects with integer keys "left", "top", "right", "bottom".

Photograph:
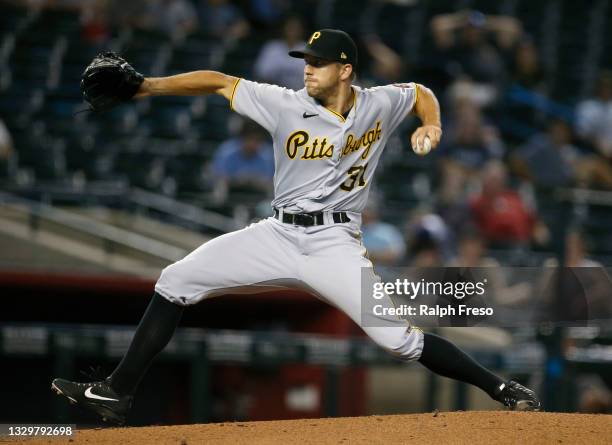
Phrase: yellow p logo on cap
[{"left": 308, "top": 31, "right": 321, "bottom": 45}]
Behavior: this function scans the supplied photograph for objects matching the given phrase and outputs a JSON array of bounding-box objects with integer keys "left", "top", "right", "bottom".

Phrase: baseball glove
[{"left": 80, "top": 52, "right": 144, "bottom": 112}]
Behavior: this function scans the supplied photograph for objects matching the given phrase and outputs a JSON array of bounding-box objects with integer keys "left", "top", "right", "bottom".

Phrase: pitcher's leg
[
  {"left": 156, "top": 218, "right": 298, "bottom": 305},
  {"left": 419, "top": 332, "right": 504, "bottom": 397},
  {"left": 303, "top": 230, "right": 540, "bottom": 410},
  {"left": 52, "top": 219, "right": 300, "bottom": 423},
  {"left": 108, "top": 292, "right": 183, "bottom": 395},
  {"left": 302, "top": 247, "right": 425, "bottom": 362},
  {"left": 51, "top": 292, "right": 178, "bottom": 425},
  {"left": 118, "top": 218, "right": 297, "bottom": 388}
]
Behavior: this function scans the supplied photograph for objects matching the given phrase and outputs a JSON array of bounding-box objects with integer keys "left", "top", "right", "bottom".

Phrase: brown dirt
[{"left": 8, "top": 411, "right": 612, "bottom": 445}]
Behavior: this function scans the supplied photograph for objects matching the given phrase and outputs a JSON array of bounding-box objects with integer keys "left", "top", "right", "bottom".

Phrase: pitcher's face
[{"left": 303, "top": 55, "right": 350, "bottom": 100}]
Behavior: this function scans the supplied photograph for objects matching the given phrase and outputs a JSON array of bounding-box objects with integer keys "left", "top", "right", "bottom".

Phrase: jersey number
[{"left": 340, "top": 163, "right": 368, "bottom": 191}]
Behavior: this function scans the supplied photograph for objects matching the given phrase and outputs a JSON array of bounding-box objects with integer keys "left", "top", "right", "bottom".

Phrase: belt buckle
[{"left": 294, "top": 213, "right": 314, "bottom": 226}]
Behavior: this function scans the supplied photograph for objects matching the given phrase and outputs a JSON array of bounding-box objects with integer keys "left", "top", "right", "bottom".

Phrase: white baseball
[{"left": 414, "top": 136, "right": 431, "bottom": 156}]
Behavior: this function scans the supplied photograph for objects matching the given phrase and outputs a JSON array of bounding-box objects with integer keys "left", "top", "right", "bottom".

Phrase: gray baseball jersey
[
  {"left": 155, "top": 78, "right": 424, "bottom": 363},
  {"left": 230, "top": 79, "right": 417, "bottom": 213}
]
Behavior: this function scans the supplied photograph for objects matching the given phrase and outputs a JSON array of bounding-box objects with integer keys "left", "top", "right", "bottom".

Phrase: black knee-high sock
[
  {"left": 108, "top": 292, "right": 184, "bottom": 395},
  {"left": 418, "top": 332, "right": 504, "bottom": 399}
]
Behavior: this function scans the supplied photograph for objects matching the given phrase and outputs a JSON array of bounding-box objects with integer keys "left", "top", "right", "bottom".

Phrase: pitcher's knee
[
  {"left": 155, "top": 261, "right": 201, "bottom": 306},
  {"left": 383, "top": 327, "right": 425, "bottom": 362}
]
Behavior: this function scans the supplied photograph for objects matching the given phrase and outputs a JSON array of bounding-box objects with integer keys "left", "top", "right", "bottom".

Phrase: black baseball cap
[{"left": 289, "top": 29, "right": 358, "bottom": 67}]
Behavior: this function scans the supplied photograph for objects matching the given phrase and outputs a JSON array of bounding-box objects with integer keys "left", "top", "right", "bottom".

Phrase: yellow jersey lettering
[
  {"left": 301, "top": 138, "right": 318, "bottom": 159},
  {"left": 321, "top": 138, "right": 334, "bottom": 158},
  {"left": 300, "top": 136, "right": 334, "bottom": 160},
  {"left": 341, "top": 121, "right": 383, "bottom": 160},
  {"left": 361, "top": 121, "right": 382, "bottom": 159},
  {"left": 286, "top": 130, "right": 309, "bottom": 159},
  {"left": 342, "top": 135, "right": 354, "bottom": 156},
  {"left": 286, "top": 131, "right": 334, "bottom": 160}
]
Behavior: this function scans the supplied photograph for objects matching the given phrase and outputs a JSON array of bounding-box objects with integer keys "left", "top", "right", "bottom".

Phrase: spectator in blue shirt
[
  {"left": 361, "top": 201, "right": 405, "bottom": 266},
  {"left": 211, "top": 120, "right": 274, "bottom": 201}
]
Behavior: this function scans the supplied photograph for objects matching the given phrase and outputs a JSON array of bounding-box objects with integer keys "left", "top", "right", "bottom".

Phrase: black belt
[{"left": 274, "top": 209, "right": 351, "bottom": 226}]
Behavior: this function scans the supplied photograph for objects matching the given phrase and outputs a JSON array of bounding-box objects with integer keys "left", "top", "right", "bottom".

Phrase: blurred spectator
[
  {"left": 0, "top": 118, "right": 15, "bottom": 179},
  {"left": 246, "top": 0, "right": 290, "bottom": 27},
  {"left": 102, "top": 0, "right": 155, "bottom": 29},
  {"left": 431, "top": 10, "right": 521, "bottom": 106},
  {"left": 431, "top": 9, "right": 522, "bottom": 65},
  {"left": 407, "top": 230, "right": 443, "bottom": 267},
  {"left": 447, "top": 76, "right": 499, "bottom": 108},
  {"left": 438, "top": 99, "right": 504, "bottom": 203},
  {"left": 360, "top": 0, "right": 410, "bottom": 84},
  {"left": 162, "top": 0, "right": 198, "bottom": 38},
  {"left": 138, "top": 0, "right": 198, "bottom": 39},
  {"left": 404, "top": 211, "right": 450, "bottom": 266},
  {"left": 435, "top": 169, "right": 472, "bottom": 248},
  {"left": 253, "top": 15, "right": 305, "bottom": 90},
  {"left": 361, "top": 201, "right": 405, "bottom": 266},
  {"left": 510, "top": 37, "right": 547, "bottom": 91},
  {"left": 360, "top": 0, "right": 421, "bottom": 84},
  {"left": 80, "top": 0, "right": 111, "bottom": 45},
  {"left": 448, "top": 228, "right": 495, "bottom": 268},
  {"left": 211, "top": 120, "right": 274, "bottom": 202},
  {"left": 576, "top": 70, "right": 612, "bottom": 158},
  {"left": 362, "top": 35, "right": 403, "bottom": 84},
  {"left": 197, "top": 0, "right": 250, "bottom": 41},
  {"left": 538, "top": 229, "right": 612, "bottom": 324},
  {"left": 448, "top": 228, "right": 532, "bottom": 306},
  {"left": 538, "top": 228, "right": 612, "bottom": 410},
  {"left": 445, "top": 98, "right": 505, "bottom": 165},
  {"left": 435, "top": 194, "right": 472, "bottom": 246},
  {"left": 512, "top": 119, "right": 575, "bottom": 188},
  {"left": 469, "top": 160, "right": 543, "bottom": 246},
  {"left": 501, "top": 36, "right": 548, "bottom": 139},
  {"left": 513, "top": 119, "right": 612, "bottom": 189},
  {"left": 563, "top": 229, "right": 602, "bottom": 268}
]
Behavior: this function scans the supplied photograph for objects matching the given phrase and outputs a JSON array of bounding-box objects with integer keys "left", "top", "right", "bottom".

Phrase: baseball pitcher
[{"left": 52, "top": 29, "right": 540, "bottom": 424}]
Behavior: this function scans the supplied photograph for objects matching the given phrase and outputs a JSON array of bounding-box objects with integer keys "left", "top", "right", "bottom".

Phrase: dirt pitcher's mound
[{"left": 17, "top": 411, "right": 612, "bottom": 445}]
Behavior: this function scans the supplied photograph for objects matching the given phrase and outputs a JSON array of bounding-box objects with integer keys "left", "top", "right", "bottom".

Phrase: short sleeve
[
  {"left": 230, "top": 79, "right": 287, "bottom": 134},
  {"left": 377, "top": 82, "right": 417, "bottom": 132}
]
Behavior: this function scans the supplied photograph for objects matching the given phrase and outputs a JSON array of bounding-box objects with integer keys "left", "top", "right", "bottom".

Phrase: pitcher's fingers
[
  {"left": 411, "top": 131, "right": 418, "bottom": 149},
  {"left": 426, "top": 128, "right": 441, "bottom": 147}
]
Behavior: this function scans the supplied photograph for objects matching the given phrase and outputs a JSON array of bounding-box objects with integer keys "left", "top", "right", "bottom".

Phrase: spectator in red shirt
[{"left": 469, "top": 160, "right": 536, "bottom": 245}]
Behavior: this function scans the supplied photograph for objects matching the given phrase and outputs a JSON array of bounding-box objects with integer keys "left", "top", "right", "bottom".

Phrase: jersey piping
[
  {"left": 229, "top": 77, "right": 242, "bottom": 111},
  {"left": 321, "top": 87, "right": 357, "bottom": 122}
]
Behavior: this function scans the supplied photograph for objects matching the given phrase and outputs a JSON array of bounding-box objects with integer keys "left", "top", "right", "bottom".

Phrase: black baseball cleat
[
  {"left": 51, "top": 378, "right": 133, "bottom": 425},
  {"left": 494, "top": 380, "right": 541, "bottom": 411}
]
